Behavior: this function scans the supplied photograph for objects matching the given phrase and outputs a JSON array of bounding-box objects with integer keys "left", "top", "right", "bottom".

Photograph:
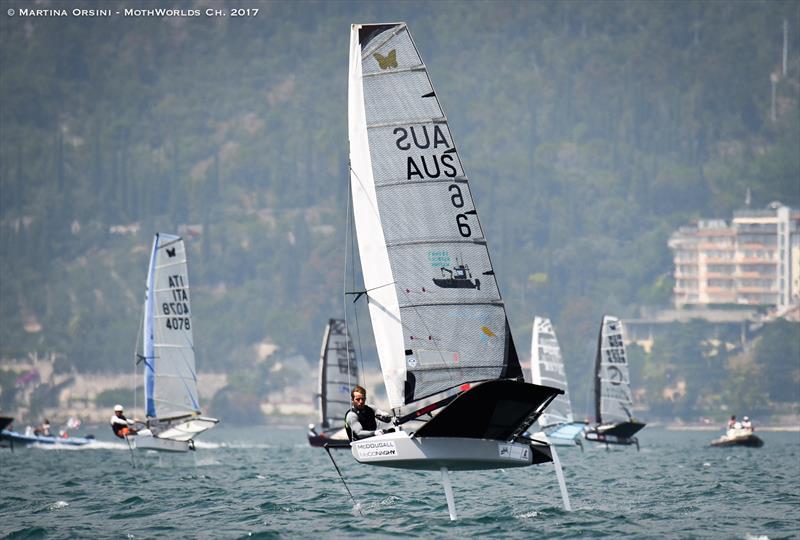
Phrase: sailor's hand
[{"left": 375, "top": 429, "right": 384, "bottom": 436}]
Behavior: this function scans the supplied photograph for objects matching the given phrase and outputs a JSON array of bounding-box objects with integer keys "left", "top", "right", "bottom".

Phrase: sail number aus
[{"left": 394, "top": 125, "right": 476, "bottom": 238}]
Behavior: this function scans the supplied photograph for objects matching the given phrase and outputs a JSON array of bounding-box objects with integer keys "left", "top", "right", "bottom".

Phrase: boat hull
[
  {"left": 307, "top": 426, "right": 350, "bottom": 448},
  {"left": 133, "top": 435, "right": 191, "bottom": 453},
  {"left": 350, "top": 431, "right": 551, "bottom": 471},
  {"left": 710, "top": 433, "right": 764, "bottom": 448},
  {"left": 584, "top": 420, "right": 646, "bottom": 446},
  {"left": 0, "top": 429, "right": 94, "bottom": 447},
  {"left": 545, "top": 422, "right": 586, "bottom": 446}
]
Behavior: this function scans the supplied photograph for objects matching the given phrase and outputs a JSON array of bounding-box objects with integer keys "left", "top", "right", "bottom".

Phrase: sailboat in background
[
  {"left": 529, "top": 317, "right": 585, "bottom": 447},
  {"left": 132, "top": 233, "right": 218, "bottom": 453},
  {"left": 307, "top": 319, "right": 358, "bottom": 448},
  {"left": 347, "top": 22, "right": 569, "bottom": 519},
  {"left": 583, "top": 315, "right": 645, "bottom": 449}
]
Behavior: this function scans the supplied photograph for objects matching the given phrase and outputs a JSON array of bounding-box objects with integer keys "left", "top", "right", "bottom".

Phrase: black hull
[
  {"left": 710, "top": 434, "right": 764, "bottom": 448},
  {"left": 307, "top": 432, "right": 351, "bottom": 449},
  {"left": 584, "top": 420, "right": 646, "bottom": 447}
]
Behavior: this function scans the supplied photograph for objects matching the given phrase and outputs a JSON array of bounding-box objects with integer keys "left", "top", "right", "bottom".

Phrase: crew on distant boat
[
  {"left": 33, "top": 418, "right": 51, "bottom": 437},
  {"left": 344, "top": 385, "right": 393, "bottom": 441},
  {"left": 110, "top": 405, "right": 140, "bottom": 438},
  {"left": 741, "top": 416, "right": 753, "bottom": 431},
  {"left": 727, "top": 415, "right": 736, "bottom": 429}
]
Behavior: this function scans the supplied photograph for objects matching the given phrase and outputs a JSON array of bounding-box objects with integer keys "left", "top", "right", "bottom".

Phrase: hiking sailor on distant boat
[{"left": 344, "top": 385, "right": 393, "bottom": 441}]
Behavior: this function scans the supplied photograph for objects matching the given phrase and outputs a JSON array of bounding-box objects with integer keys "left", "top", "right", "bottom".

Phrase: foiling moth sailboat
[
  {"left": 133, "top": 233, "right": 218, "bottom": 453},
  {"left": 347, "top": 22, "right": 568, "bottom": 519},
  {"left": 529, "top": 317, "right": 585, "bottom": 447},
  {"left": 307, "top": 319, "right": 358, "bottom": 448},
  {"left": 583, "top": 315, "right": 645, "bottom": 449}
]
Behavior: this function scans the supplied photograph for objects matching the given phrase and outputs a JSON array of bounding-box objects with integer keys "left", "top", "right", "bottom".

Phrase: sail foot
[{"left": 413, "top": 379, "right": 563, "bottom": 441}]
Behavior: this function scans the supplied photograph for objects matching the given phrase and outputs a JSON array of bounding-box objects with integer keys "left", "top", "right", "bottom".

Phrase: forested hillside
[{"left": 1, "top": 1, "right": 798, "bottom": 421}]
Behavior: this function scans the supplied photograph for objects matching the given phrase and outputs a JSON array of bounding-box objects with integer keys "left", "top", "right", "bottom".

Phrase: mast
[
  {"left": 593, "top": 317, "right": 604, "bottom": 425},
  {"left": 143, "top": 234, "right": 159, "bottom": 418}
]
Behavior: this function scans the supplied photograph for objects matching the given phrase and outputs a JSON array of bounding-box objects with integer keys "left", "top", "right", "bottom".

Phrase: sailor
[
  {"left": 741, "top": 416, "right": 753, "bottom": 431},
  {"left": 727, "top": 415, "right": 736, "bottom": 429},
  {"left": 110, "top": 404, "right": 140, "bottom": 438},
  {"left": 33, "top": 418, "right": 52, "bottom": 437},
  {"left": 344, "top": 385, "right": 393, "bottom": 441}
]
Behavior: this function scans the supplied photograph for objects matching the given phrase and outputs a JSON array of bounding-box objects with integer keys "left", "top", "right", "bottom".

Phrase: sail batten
[
  {"left": 366, "top": 117, "right": 446, "bottom": 129},
  {"left": 349, "top": 22, "right": 521, "bottom": 409},
  {"left": 363, "top": 65, "right": 427, "bottom": 77}
]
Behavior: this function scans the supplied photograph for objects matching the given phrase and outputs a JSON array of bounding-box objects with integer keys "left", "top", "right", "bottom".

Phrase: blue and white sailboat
[
  {"left": 529, "top": 317, "right": 585, "bottom": 447},
  {"left": 133, "top": 233, "right": 218, "bottom": 452}
]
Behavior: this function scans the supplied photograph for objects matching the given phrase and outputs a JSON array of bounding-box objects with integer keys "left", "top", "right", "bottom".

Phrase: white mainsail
[
  {"left": 530, "top": 317, "right": 574, "bottom": 427},
  {"left": 348, "top": 23, "right": 522, "bottom": 411},
  {"left": 594, "top": 315, "right": 634, "bottom": 425},
  {"left": 318, "top": 319, "right": 358, "bottom": 428},
  {"left": 142, "top": 234, "right": 203, "bottom": 422}
]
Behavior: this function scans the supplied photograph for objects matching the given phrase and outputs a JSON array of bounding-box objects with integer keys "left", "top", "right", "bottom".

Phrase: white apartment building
[{"left": 668, "top": 202, "right": 800, "bottom": 308}]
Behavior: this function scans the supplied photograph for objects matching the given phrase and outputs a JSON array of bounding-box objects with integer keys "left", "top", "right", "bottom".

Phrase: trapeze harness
[
  {"left": 110, "top": 414, "right": 134, "bottom": 438},
  {"left": 344, "top": 406, "right": 377, "bottom": 441}
]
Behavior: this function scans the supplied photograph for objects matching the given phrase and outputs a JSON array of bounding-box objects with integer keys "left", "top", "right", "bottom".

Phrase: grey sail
[
  {"left": 594, "top": 315, "right": 634, "bottom": 425},
  {"left": 319, "top": 319, "right": 358, "bottom": 428},
  {"left": 349, "top": 23, "right": 522, "bottom": 411},
  {"left": 530, "top": 317, "right": 574, "bottom": 427}
]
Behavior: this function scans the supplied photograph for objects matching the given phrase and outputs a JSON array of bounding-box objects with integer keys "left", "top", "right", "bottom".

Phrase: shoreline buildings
[{"left": 668, "top": 202, "right": 799, "bottom": 311}]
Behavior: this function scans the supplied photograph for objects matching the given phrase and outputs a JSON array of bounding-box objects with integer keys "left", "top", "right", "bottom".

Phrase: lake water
[{"left": 1, "top": 426, "right": 798, "bottom": 539}]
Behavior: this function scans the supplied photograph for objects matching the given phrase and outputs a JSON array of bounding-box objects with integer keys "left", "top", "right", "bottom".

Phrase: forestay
[
  {"left": 348, "top": 23, "right": 522, "bottom": 411},
  {"left": 318, "top": 319, "right": 358, "bottom": 428},
  {"left": 594, "top": 315, "right": 633, "bottom": 425},
  {"left": 143, "top": 233, "right": 201, "bottom": 421},
  {"left": 530, "top": 317, "right": 574, "bottom": 427}
]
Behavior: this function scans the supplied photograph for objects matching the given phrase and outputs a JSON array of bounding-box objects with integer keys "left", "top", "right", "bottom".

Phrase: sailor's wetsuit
[
  {"left": 344, "top": 405, "right": 391, "bottom": 441},
  {"left": 110, "top": 414, "right": 136, "bottom": 438}
]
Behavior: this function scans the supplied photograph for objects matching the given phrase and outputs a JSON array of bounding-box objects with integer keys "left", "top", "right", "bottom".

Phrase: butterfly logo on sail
[
  {"left": 373, "top": 49, "right": 397, "bottom": 70},
  {"left": 166, "top": 247, "right": 176, "bottom": 258}
]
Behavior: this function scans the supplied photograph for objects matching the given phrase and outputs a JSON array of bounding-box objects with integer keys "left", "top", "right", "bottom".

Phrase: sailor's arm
[{"left": 346, "top": 410, "right": 378, "bottom": 439}]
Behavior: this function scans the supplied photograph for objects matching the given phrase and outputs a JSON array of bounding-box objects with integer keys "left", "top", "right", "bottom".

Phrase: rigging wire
[
  {"left": 342, "top": 170, "right": 367, "bottom": 387},
  {"left": 342, "top": 170, "right": 356, "bottom": 392},
  {"left": 133, "top": 301, "right": 144, "bottom": 417}
]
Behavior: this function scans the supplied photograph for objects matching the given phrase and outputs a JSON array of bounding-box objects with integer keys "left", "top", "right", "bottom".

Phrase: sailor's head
[
  {"left": 743, "top": 416, "right": 749, "bottom": 421},
  {"left": 114, "top": 404, "right": 124, "bottom": 415},
  {"left": 351, "top": 385, "right": 367, "bottom": 410}
]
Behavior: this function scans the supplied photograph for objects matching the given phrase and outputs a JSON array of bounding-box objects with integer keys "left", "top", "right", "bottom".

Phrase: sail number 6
[{"left": 449, "top": 184, "right": 476, "bottom": 238}]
